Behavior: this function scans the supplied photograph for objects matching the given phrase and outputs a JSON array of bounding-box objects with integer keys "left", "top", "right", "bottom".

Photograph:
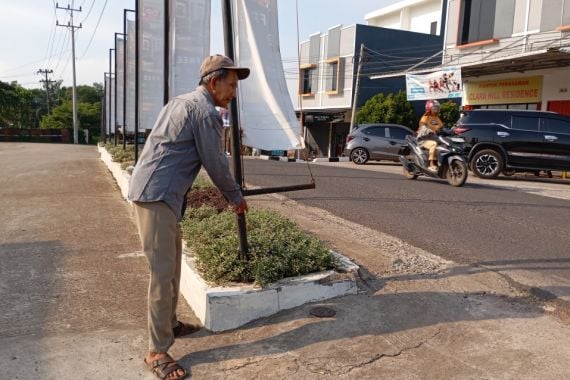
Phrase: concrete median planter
[
  {"left": 99, "top": 146, "right": 360, "bottom": 332},
  {"left": 180, "top": 250, "right": 359, "bottom": 332}
]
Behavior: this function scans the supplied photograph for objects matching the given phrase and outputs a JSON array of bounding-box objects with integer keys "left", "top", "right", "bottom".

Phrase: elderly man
[{"left": 129, "top": 54, "right": 250, "bottom": 380}]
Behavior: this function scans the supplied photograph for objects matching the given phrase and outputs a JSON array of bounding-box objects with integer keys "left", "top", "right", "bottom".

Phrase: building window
[
  {"left": 299, "top": 64, "right": 317, "bottom": 96},
  {"left": 458, "top": 0, "right": 497, "bottom": 45},
  {"left": 430, "top": 21, "right": 438, "bottom": 35},
  {"left": 325, "top": 58, "right": 340, "bottom": 94}
]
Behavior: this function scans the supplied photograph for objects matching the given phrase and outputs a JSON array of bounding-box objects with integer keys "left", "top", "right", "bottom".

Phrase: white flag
[{"left": 233, "top": 0, "right": 303, "bottom": 150}]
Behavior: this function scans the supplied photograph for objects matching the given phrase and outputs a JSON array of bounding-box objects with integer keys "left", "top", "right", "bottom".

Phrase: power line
[{"left": 79, "top": 0, "right": 109, "bottom": 59}]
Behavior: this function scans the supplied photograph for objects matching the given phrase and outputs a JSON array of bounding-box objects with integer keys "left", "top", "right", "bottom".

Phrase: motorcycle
[{"left": 398, "top": 129, "right": 469, "bottom": 187}]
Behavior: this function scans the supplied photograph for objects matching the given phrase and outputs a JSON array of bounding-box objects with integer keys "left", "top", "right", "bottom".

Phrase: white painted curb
[
  {"left": 98, "top": 145, "right": 131, "bottom": 201},
  {"left": 258, "top": 155, "right": 305, "bottom": 163},
  {"left": 180, "top": 251, "right": 359, "bottom": 332},
  {"left": 312, "top": 157, "right": 350, "bottom": 162},
  {"left": 99, "top": 146, "right": 360, "bottom": 332}
]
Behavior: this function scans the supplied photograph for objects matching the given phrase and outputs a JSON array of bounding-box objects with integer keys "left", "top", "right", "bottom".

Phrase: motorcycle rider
[{"left": 417, "top": 99, "right": 444, "bottom": 171}]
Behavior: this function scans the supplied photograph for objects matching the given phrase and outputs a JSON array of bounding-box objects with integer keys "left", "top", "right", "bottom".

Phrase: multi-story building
[
  {"left": 440, "top": 0, "right": 570, "bottom": 114},
  {"left": 365, "top": 0, "right": 446, "bottom": 36},
  {"left": 297, "top": 16, "right": 444, "bottom": 158}
]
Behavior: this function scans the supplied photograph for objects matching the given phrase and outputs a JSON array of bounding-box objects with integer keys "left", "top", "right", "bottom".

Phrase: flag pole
[{"left": 221, "top": 0, "right": 248, "bottom": 260}]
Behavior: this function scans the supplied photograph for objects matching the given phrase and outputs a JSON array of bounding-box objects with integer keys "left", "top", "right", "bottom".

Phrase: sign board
[
  {"left": 464, "top": 76, "right": 543, "bottom": 105},
  {"left": 406, "top": 67, "right": 462, "bottom": 101}
]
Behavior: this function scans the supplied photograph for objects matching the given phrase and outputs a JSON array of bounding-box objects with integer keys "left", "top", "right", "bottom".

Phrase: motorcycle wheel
[
  {"left": 403, "top": 165, "right": 418, "bottom": 180},
  {"left": 445, "top": 160, "right": 468, "bottom": 187}
]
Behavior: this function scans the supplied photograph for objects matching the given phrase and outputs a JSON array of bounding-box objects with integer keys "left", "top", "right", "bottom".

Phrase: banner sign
[
  {"left": 116, "top": 37, "right": 125, "bottom": 132},
  {"left": 464, "top": 76, "right": 543, "bottom": 105},
  {"left": 406, "top": 67, "right": 462, "bottom": 100},
  {"left": 105, "top": 74, "right": 115, "bottom": 135},
  {"left": 233, "top": 0, "right": 303, "bottom": 150},
  {"left": 126, "top": 19, "right": 136, "bottom": 133},
  {"left": 170, "top": 0, "right": 210, "bottom": 97},
  {"left": 139, "top": 0, "right": 165, "bottom": 132}
]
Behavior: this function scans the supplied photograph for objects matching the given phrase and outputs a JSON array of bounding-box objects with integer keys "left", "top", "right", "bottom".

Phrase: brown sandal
[
  {"left": 145, "top": 355, "right": 188, "bottom": 380},
  {"left": 173, "top": 320, "right": 201, "bottom": 338}
]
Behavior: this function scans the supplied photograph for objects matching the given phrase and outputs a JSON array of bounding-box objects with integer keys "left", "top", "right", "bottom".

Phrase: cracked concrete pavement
[{"left": 1, "top": 143, "right": 569, "bottom": 379}]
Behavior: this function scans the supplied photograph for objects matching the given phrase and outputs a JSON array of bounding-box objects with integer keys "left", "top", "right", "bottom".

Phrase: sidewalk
[{"left": 1, "top": 143, "right": 569, "bottom": 379}]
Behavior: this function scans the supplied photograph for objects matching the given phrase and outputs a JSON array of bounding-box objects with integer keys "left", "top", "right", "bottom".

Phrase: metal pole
[
  {"left": 222, "top": 0, "right": 248, "bottom": 260},
  {"left": 135, "top": 1, "right": 140, "bottom": 164},
  {"left": 123, "top": 11, "right": 128, "bottom": 150},
  {"left": 349, "top": 43, "right": 364, "bottom": 134},
  {"left": 164, "top": 0, "right": 170, "bottom": 104},
  {"left": 100, "top": 93, "right": 105, "bottom": 144},
  {"left": 70, "top": 12, "right": 79, "bottom": 144},
  {"left": 114, "top": 35, "right": 118, "bottom": 146},
  {"left": 108, "top": 49, "right": 114, "bottom": 144}
]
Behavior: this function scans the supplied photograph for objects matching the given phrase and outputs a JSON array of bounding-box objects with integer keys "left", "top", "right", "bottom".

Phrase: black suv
[{"left": 453, "top": 109, "right": 570, "bottom": 178}]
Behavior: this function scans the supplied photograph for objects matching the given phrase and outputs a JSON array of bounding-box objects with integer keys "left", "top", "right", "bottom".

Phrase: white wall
[
  {"left": 366, "top": 0, "right": 441, "bottom": 35},
  {"left": 541, "top": 67, "right": 570, "bottom": 109}
]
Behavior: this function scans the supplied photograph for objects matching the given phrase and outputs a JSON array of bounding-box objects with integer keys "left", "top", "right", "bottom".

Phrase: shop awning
[
  {"left": 369, "top": 47, "right": 570, "bottom": 80},
  {"left": 460, "top": 47, "right": 570, "bottom": 78}
]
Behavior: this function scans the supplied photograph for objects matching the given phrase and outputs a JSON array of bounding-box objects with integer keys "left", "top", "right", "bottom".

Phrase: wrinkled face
[{"left": 211, "top": 70, "right": 239, "bottom": 108}]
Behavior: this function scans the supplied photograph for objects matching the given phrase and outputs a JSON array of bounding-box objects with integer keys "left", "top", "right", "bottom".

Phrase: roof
[{"left": 369, "top": 47, "right": 570, "bottom": 80}]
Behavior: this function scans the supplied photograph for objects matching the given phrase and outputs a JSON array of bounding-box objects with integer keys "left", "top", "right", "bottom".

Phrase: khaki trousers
[
  {"left": 133, "top": 201, "right": 181, "bottom": 353},
  {"left": 420, "top": 140, "right": 438, "bottom": 161}
]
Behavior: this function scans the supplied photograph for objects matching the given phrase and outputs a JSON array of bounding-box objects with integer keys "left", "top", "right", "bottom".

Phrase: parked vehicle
[
  {"left": 344, "top": 124, "right": 414, "bottom": 164},
  {"left": 453, "top": 109, "right": 570, "bottom": 179},
  {"left": 399, "top": 130, "right": 469, "bottom": 187}
]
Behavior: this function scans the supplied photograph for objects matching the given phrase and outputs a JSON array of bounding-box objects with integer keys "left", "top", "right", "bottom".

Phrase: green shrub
[
  {"left": 439, "top": 101, "right": 460, "bottom": 128},
  {"left": 356, "top": 91, "right": 416, "bottom": 129},
  {"left": 104, "top": 143, "right": 138, "bottom": 169},
  {"left": 181, "top": 207, "right": 336, "bottom": 287}
]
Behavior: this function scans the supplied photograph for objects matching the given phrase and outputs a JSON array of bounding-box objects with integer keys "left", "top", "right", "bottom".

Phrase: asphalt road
[{"left": 242, "top": 158, "right": 570, "bottom": 303}]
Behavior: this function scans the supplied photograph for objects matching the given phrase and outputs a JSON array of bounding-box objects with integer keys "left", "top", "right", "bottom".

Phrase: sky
[{"left": 0, "top": 0, "right": 399, "bottom": 89}]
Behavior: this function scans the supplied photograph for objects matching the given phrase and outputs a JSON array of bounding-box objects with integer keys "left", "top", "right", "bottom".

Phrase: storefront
[
  {"left": 459, "top": 52, "right": 570, "bottom": 116},
  {"left": 302, "top": 112, "right": 349, "bottom": 158}
]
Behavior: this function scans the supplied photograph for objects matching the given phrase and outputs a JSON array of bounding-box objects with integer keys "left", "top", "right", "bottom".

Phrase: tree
[
  {"left": 356, "top": 91, "right": 416, "bottom": 129},
  {"left": 439, "top": 101, "right": 460, "bottom": 128}
]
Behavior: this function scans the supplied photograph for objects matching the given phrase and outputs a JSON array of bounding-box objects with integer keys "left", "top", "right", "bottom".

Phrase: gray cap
[{"left": 199, "top": 54, "right": 250, "bottom": 83}]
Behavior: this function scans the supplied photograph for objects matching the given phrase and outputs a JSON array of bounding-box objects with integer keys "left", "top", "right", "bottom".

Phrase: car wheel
[
  {"left": 403, "top": 166, "right": 418, "bottom": 180},
  {"left": 350, "top": 148, "right": 369, "bottom": 165},
  {"left": 471, "top": 149, "right": 503, "bottom": 179},
  {"left": 445, "top": 159, "right": 468, "bottom": 187}
]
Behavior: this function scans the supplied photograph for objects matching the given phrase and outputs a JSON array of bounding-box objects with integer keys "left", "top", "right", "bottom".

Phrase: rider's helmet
[{"left": 425, "top": 99, "right": 441, "bottom": 114}]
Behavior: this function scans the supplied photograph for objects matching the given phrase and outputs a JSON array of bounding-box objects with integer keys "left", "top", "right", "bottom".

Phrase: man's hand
[{"left": 234, "top": 198, "right": 248, "bottom": 215}]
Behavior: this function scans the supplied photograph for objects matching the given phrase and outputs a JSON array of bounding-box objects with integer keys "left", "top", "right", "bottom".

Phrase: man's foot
[
  {"left": 429, "top": 165, "right": 438, "bottom": 172},
  {"left": 145, "top": 352, "right": 188, "bottom": 379},
  {"left": 173, "top": 320, "right": 201, "bottom": 338}
]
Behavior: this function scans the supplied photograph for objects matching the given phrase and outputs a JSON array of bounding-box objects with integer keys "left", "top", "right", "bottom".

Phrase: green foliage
[
  {"left": 191, "top": 173, "right": 214, "bottom": 190},
  {"left": 0, "top": 80, "right": 102, "bottom": 134},
  {"left": 104, "top": 142, "right": 138, "bottom": 169},
  {"left": 0, "top": 81, "right": 39, "bottom": 128},
  {"left": 356, "top": 91, "right": 416, "bottom": 129},
  {"left": 181, "top": 207, "right": 336, "bottom": 287},
  {"left": 40, "top": 100, "right": 101, "bottom": 140},
  {"left": 439, "top": 101, "right": 460, "bottom": 128}
]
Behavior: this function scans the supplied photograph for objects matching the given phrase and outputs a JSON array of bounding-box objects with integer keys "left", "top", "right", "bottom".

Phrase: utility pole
[
  {"left": 349, "top": 43, "right": 365, "bottom": 134},
  {"left": 37, "top": 69, "right": 55, "bottom": 114},
  {"left": 56, "top": 2, "right": 82, "bottom": 144}
]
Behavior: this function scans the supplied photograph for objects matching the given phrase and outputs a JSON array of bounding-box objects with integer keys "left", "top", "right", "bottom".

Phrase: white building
[{"left": 365, "top": 0, "right": 445, "bottom": 36}]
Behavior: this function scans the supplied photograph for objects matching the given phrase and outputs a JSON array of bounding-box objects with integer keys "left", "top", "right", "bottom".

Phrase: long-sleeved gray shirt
[{"left": 128, "top": 86, "right": 243, "bottom": 221}]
